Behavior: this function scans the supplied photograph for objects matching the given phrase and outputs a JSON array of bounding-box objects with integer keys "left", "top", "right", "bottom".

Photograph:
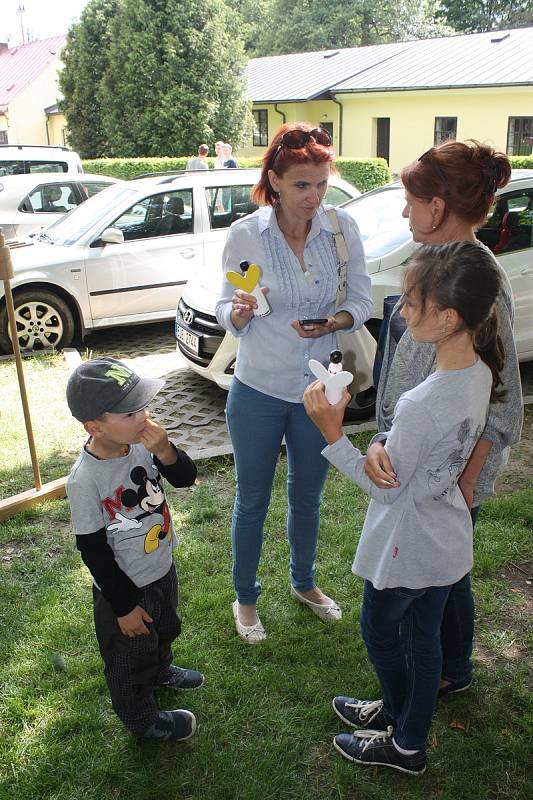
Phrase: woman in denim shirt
[{"left": 216, "top": 123, "right": 372, "bottom": 642}]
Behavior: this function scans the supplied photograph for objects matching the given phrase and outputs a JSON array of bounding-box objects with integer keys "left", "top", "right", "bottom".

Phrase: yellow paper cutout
[{"left": 226, "top": 263, "right": 261, "bottom": 294}]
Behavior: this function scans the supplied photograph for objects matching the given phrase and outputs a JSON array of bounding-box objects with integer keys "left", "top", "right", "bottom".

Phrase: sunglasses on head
[{"left": 269, "top": 127, "right": 332, "bottom": 170}]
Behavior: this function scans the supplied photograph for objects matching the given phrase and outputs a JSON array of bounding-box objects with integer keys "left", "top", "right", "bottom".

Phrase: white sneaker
[
  {"left": 232, "top": 600, "right": 267, "bottom": 643},
  {"left": 290, "top": 586, "right": 342, "bottom": 622}
]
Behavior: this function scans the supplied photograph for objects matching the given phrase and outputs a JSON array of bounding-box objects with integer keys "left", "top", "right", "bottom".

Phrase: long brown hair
[
  {"left": 251, "top": 122, "right": 336, "bottom": 206},
  {"left": 401, "top": 140, "right": 511, "bottom": 226},
  {"left": 403, "top": 241, "right": 505, "bottom": 402}
]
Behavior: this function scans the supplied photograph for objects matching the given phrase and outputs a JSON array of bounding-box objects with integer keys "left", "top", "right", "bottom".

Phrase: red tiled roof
[{"left": 0, "top": 36, "right": 65, "bottom": 108}]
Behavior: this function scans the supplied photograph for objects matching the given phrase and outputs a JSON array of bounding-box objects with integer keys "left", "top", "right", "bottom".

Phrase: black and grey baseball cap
[{"left": 66, "top": 357, "right": 164, "bottom": 423}]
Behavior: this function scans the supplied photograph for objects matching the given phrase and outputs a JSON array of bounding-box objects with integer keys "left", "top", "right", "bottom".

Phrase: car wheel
[{"left": 0, "top": 290, "right": 75, "bottom": 354}]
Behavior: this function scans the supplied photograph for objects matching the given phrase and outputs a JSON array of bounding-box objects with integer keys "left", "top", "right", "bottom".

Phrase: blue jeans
[
  {"left": 439, "top": 505, "right": 479, "bottom": 683},
  {"left": 360, "top": 580, "right": 453, "bottom": 750},
  {"left": 226, "top": 378, "right": 330, "bottom": 604}
]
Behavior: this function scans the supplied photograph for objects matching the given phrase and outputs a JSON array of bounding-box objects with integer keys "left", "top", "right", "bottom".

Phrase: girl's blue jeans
[
  {"left": 226, "top": 378, "right": 329, "bottom": 605},
  {"left": 361, "top": 579, "right": 453, "bottom": 750}
]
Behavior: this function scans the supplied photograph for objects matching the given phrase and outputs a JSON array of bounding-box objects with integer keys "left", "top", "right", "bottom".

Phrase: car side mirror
[{"left": 100, "top": 227, "right": 124, "bottom": 245}]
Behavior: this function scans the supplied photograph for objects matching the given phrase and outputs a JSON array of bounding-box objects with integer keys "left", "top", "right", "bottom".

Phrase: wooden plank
[{"left": 0, "top": 477, "right": 67, "bottom": 523}]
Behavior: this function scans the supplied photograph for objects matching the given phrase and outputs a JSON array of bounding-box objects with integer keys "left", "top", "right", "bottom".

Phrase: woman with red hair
[
  {"left": 332, "top": 141, "right": 523, "bottom": 737},
  {"left": 216, "top": 123, "right": 372, "bottom": 642}
]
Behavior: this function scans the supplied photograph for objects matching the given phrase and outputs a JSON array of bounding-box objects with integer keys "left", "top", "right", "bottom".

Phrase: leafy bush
[
  {"left": 335, "top": 157, "right": 393, "bottom": 192},
  {"left": 82, "top": 155, "right": 393, "bottom": 191},
  {"left": 509, "top": 155, "right": 533, "bottom": 169}
]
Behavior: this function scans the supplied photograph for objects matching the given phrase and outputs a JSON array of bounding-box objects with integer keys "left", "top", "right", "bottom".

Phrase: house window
[
  {"left": 507, "top": 117, "right": 533, "bottom": 156},
  {"left": 434, "top": 117, "right": 457, "bottom": 146},
  {"left": 0, "top": 131, "right": 7, "bottom": 144},
  {"left": 253, "top": 110, "right": 268, "bottom": 147}
]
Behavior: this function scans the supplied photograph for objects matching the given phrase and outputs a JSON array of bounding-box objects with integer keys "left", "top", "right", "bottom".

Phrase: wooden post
[{"left": 0, "top": 228, "right": 68, "bottom": 522}]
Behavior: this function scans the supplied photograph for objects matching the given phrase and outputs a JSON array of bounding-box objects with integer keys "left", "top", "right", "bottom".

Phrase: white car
[
  {"left": 176, "top": 170, "right": 533, "bottom": 390},
  {"left": 0, "top": 145, "right": 83, "bottom": 176},
  {"left": 0, "top": 172, "right": 117, "bottom": 239},
  {"left": 0, "top": 168, "right": 359, "bottom": 353}
]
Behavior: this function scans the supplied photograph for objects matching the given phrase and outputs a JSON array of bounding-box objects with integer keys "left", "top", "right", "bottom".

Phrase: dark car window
[
  {"left": 0, "top": 159, "right": 69, "bottom": 176},
  {"left": 81, "top": 181, "right": 113, "bottom": 199},
  {"left": 324, "top": 185, "right": 352, "bottom": 206},
  {"left": 477, "top": 190, "right": 533, "bottom": 255},
  {"left": 205, "top": 184, "right": 257, "bottom": 230},
  {"left": 112, "top": 189, "right": 193, "bottom": 241}
]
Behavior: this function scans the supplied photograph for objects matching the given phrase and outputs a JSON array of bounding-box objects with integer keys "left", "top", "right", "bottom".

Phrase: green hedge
[
  {"left": 509, "top": 155, "right": 533, "bottom": 169},
  {"left": 82, "top": 155, "right": 393, "bottom": 192},
  {"left": 334, "top": 157, "right": 393, "bottom": 193}
]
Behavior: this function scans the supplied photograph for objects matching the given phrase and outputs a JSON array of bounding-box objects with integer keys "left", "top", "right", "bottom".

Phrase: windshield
[
  {"left": 43, "top": 184, "right": 137, "bottom": 246},
  {"left": 344, "top": 185, "right": 412, "bottom": 259}
]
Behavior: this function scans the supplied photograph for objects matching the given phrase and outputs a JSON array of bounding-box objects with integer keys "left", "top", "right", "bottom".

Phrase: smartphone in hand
[{"left": 299, "top": 318, "right": 328, "bottom": 329}]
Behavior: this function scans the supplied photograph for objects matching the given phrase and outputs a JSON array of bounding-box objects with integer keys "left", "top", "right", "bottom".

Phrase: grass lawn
[{"left": 0, "top": 354, "right": 532, "bottom": 800}]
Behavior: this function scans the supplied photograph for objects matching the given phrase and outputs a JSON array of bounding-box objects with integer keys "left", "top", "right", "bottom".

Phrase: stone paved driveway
[{"left": 82, "top": 321, "right": 533, "bottom": 460}]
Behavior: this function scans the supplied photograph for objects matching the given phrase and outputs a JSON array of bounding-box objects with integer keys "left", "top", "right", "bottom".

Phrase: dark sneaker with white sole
[
  {"left": 333, "top": 729, "right": 426, "bottom": 775},
  {"left": 157, "top": 666, "right": 204, "bottom": 690},
  {"left": 141, "top": 709, "right": 197, "bottom": 741},
  {"left": 438, "top": 677, "right": 471, "bottom": 698},
  {"left": 333, "top": 697, "right": 393, "bottom": 732}
]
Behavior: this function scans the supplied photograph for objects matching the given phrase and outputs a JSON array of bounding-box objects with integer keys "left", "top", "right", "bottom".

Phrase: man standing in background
[{"left": 186, "top": 145, "right": 209, "bottom": 171}]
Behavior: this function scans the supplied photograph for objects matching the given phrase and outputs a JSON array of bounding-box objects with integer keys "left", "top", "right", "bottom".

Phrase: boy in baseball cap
[{"left": 66, "top": 357, "right": 202, "bottom": 742}]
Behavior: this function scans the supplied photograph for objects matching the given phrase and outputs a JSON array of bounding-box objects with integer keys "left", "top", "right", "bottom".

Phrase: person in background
[
  {"left": 364, "top": 140, "right": 523, "bottom": 700},
  {"left": 186, "top": 144, "right": 209, "bottom": 171},
  {"left": 214, "top": 141, "right": 225, "bottom": 169},
  {"left": 66, "top": 358, "right": 202, "bottom": 743},
  {"left": 216, "top": 123, "right": 372, "bottom": 643},
  {"left": 222, "top": 143, "right": 238, "bottom": 168}
]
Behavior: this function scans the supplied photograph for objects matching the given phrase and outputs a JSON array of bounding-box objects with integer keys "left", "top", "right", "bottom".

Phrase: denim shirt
[{"left": 215, "top": 204, "right": 373, "bottom": 403}]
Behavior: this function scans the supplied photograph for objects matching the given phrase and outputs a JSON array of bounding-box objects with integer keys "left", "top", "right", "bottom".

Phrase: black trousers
[{"left": 92, "top": 564, "right": 181, "bottom": 736}]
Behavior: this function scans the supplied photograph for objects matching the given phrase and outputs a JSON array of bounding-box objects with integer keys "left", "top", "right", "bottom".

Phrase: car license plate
[{"left": 177, "top": 325, "right": 199, "bottom": 354}]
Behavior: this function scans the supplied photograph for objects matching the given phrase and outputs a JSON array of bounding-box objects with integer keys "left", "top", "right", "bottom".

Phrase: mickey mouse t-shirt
[{"left": 68, "top": 443, "right": 179, "bottom": 589}]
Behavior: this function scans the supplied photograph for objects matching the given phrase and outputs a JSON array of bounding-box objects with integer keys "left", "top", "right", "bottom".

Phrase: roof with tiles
[
  {"left": 247, "top": 27, "right": 533, "bottom": 102},
  {"left": 0, "top": 36, "right": 65, "bottom": 109}
]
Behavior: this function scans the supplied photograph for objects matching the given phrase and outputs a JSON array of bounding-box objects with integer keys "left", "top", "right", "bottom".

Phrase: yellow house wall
[
  {"left": 338, "top": 87, "right": 533, "bottom": 174},
  {"left": 47, "top": 113, "right": 68, "bottom": 146},
  {"left": 240, "top": 100, "right": 340, "bottom": 157},
  {"left": 6, "top": 56, "right": 63, "bottom": 145}
]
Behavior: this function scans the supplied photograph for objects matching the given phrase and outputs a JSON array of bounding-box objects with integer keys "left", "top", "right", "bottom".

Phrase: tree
[
  {"left": 252, "top": 0, "right": 453, "bottom": 56},
  {"left": 59, "top": 0, "right": 120, "bottom": 158},
  {"left": 60, "top": 0, "right": 252, "bottom": 158},
  {"left": 438, "top": 0, "right": 533, "bottom": 33}
]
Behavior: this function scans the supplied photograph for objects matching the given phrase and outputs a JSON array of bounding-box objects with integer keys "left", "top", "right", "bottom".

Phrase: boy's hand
[
  {"left": 139, "top": 417, "right": 176, "bottom": 464},
  {"left": 117, "top": 605, "right": 153, "bottom": 637}
]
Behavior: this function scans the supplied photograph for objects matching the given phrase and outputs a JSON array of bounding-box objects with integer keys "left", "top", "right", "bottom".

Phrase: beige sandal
[{"left": 232, "top": 600, "right": 267, "bottom": 643}]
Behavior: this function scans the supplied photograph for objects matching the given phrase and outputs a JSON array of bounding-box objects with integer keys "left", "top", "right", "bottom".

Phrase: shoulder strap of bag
[{"left": 325, "top": 207, "right": 349, "bottom": 307}]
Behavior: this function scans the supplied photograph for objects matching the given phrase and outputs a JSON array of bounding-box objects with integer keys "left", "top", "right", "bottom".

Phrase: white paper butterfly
[{"left": 308, "top": 359, "right": 353, "bottom": 405}]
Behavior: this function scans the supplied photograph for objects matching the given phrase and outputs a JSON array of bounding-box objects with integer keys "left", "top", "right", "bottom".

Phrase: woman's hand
[
  {"left": 303, "top": 380, "right": 349, "bottom": 444},
  {"left": 291, "top": 316, "right": 336, "bottom": 339},
  {"left": 364, "top": 441, "right": 400, "bottom": 488},
  {"left": 230, "top": 287, "right": 269, "bottom": 329}
]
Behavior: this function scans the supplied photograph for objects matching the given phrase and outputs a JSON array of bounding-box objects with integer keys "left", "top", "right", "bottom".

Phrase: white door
[
  {"left": 489, "top": 189, "right": 533, "bottom": 359},
  {"left": 202, "top": 181, "right": 257, "bottom": 291},
  {"left": 85, "top": 188, "right": 204, "bottom": 323}
]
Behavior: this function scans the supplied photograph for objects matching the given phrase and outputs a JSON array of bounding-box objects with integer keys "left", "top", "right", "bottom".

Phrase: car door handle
[
  {"left": 178, "top": 248, "right": 197, "bottom": 259},
  {"left": 520, "top": 266, "right": 533, "bottom": 275}
]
